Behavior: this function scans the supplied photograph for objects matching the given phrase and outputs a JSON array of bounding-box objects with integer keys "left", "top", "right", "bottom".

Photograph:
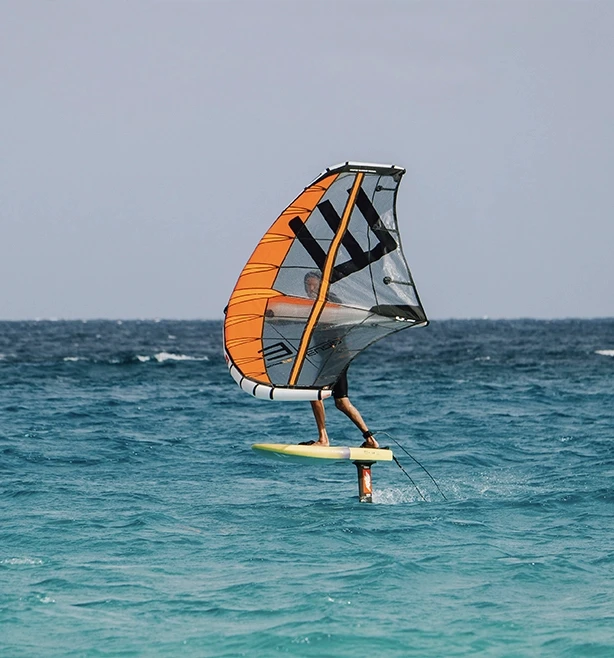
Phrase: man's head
[{"left": 304, "top": 271, "right": 321, "bottom": 299}]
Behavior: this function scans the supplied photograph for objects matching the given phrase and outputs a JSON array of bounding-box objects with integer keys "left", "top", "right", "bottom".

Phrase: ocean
[{"left": 1, "top": 319, "right": 613, "bottom": 657}]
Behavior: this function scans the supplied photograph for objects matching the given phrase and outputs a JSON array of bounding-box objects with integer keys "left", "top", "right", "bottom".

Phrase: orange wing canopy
[{"left": 223, "top": 162, "right": 428, "bottom": 400}]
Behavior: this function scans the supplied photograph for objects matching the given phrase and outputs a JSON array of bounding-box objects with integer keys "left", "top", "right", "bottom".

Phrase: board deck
[{"left": 252, "top": 443, "right": 393, "bottom": 464}]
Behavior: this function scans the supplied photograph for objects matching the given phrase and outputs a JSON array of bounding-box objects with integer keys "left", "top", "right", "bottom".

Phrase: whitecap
[
  {"left": 38, "top": 595, "right": 55, "bottom": 604},
  {"left": 595, "top": 350, "right": 614, "bottom": 357},
  {"left": 1, "top": 557, "right": 43, "bottom": 566},
  {"left": 448, "top": 518, "right": 486, "bottom": 527},
  {"left": 136, "top": 355, "right": 151, "bottom": 363},
  {"left": 153, "top": 352, "right": 209, "bottom": 362}
]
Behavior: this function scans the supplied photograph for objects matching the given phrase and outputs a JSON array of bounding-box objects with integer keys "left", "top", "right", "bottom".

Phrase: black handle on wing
[
  {"left": 383, "top": 276, "right": 413, "bottom": 286},
  {"left": 368, "top": 303, "right": 427, "bottom": 323}
]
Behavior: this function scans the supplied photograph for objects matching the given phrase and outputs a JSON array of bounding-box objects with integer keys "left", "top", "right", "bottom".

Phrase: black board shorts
[{"left": 332, "top": 367, "right": 349, "bottom": 399}]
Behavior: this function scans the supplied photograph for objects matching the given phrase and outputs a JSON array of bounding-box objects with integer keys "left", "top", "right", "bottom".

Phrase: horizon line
[{"left": 1, "top": 316, "right": 613, "bottom": 323}]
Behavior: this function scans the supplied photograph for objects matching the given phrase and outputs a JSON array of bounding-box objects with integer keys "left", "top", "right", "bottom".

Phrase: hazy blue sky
[{"left": 2, "top": 0, "right": 613, "bottom": 320}]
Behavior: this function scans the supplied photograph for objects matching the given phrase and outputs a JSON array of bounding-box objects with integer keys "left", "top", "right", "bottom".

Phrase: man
[{"left": 300, "top": 271, "right": 379, "bottom": 449}]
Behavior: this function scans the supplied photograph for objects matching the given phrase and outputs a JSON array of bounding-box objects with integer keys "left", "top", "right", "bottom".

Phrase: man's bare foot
[{"left": 313, "top": 438, "right": 329, "bottom": 446}]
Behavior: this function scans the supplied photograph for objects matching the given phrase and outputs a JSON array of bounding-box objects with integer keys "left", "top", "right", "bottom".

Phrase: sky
[{"left": 2, "top": 0, "right": 613, "bottom": 320}]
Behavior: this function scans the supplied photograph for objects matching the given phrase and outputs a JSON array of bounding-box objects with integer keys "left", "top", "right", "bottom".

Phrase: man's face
[{"left": 305, "top": 275, "right": 320, "bottom": 299}]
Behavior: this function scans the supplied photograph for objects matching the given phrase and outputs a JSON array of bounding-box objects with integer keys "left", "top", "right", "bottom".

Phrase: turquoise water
[{"left": 1, "top": 319, "right": 613, "bottom": 656}]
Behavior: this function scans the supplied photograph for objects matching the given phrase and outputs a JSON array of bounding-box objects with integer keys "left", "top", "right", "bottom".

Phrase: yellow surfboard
[{"left": 252, "top": 443, "right": 393, "bottom": 464}]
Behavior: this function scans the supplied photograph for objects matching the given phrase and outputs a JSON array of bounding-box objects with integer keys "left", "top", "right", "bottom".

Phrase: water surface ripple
[{"left": 1, "top": 319, "right": 613, "bottom": 656}]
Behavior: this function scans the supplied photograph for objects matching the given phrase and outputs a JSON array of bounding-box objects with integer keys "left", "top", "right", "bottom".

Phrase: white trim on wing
[{"left": 226, "top": 355, "right": 332, "bottom": 401}]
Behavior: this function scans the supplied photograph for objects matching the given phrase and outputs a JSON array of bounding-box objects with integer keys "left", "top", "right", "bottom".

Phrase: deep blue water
[{"left": 1, "top": 319, "right": 613, "bottom": 657}]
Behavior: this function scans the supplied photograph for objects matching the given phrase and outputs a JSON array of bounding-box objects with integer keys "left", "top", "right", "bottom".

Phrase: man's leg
[
  {"left": 310, "top": 400, "right": 330, "bottom": 446},
  {"left": 334, "top": 397, "right": 379, "bottom": 448}
]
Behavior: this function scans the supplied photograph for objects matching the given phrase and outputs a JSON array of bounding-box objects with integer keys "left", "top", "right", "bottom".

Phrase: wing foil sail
[{"left": 223, "top": 161, "right": 428, "bottom": 400}]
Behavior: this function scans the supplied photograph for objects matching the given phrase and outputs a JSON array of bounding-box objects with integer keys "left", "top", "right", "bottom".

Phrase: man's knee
[{"left": 334, "top": 396, "right": 350, "bottom": 411}]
